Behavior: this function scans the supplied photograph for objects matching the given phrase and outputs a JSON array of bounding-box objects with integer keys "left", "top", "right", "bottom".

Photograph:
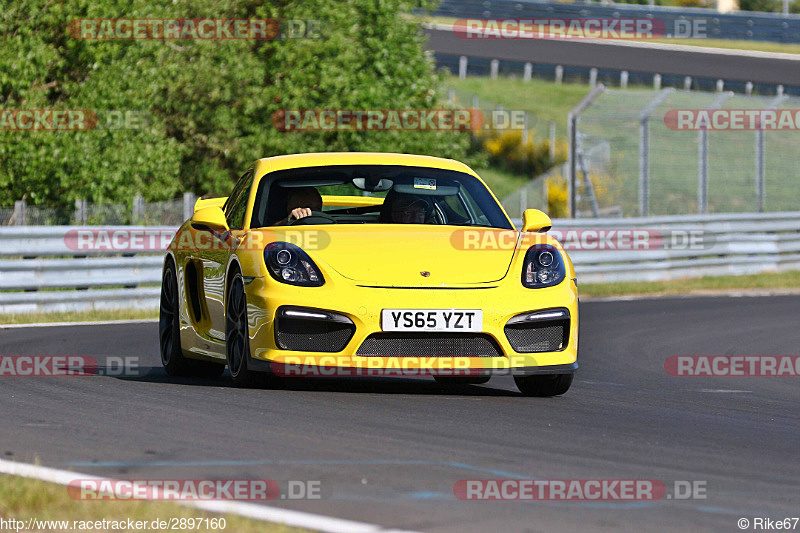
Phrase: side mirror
[
  {"left": 521, "top": 209, "right": 552, "bottom": 233},
  {"left": 191, "top": 206, "right": 229, "bottom": 233}
]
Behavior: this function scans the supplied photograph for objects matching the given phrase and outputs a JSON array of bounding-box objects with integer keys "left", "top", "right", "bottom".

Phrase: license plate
[{"left": 381, "top": 309, "right": 483, "bottom": 332}]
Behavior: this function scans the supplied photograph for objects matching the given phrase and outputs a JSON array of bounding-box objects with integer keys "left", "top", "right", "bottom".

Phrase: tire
[
  {"left": 225, "top": 270, "right": 260, "bottom": 387},
  {"left": 433, "top": 375, "right": 491, "bottom": 385},
  {"left": 160, "top": 260, "right": 226, "bottom": 378},
  {"left": 514, "top": 373, "right": 573, "bottom": 397},
  {"left": 159, "top": 260, "right": 191, "bottom": 376}
]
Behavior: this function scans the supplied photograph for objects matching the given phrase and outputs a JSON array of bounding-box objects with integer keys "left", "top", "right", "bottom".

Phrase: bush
[
  {"left": 0, "top": 0, "right": 473, "bottom": 206},
  {"left": 739, "top": 0, "right": 779, "bottom": 11},
  {"left": 547, "top": 177, "right": 569, "bottom": 219},
  {"left": 478, "top": 129, "right": 566, "bottom": 178}
]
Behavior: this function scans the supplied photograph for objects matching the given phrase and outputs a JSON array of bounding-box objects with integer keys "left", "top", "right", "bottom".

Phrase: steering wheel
[{"left": 288, "top": 211, "right": 338, "bottom": 226}]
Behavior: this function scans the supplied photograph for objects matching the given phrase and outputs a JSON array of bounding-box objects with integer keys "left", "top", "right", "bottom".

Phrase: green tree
[{"left": 0, "top": 0, "right": 470, "bottom": 206}]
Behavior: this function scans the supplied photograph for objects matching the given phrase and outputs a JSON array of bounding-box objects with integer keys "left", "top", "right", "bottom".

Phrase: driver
[
  {"left": 387, "top": 193, "right": 433, "bottom": 224},
  {"left": 279, "top": 187, "right": 323, "bottom": 225}
]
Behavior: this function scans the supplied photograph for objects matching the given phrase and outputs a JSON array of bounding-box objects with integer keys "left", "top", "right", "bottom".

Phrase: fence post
[
  {"left": 522, "top": 112, "right": 528, "bottom": 144},
  {"left": 555, "top": 65, "right": 564, "bottom": 85},
  {"left": 620, "top": 71, "right": 629, "bottom": 89},
  {"left": 520, "top": 188, "right": 527, "bottom": 216},
  {"left": 459, "top": 56, "right": 468, "bottom": 80},
  {"left": 698, "top": 92, "right": 733, "bottom": 214},
  {"left": 589, "top": 68, "right": 598, "bottom": 88},
  {"left": 132, "top": 195, "right": 144, "bottom": 223},
  {"left": 745, "top": 82, "right": 753, "bottom": 96},
  {"left": 684, "top": 76, "right": 692, "bottom": 91},
  {"left": 183, "top": 192, "right": 196, "bottom": 220},
  {"left": 567, "top": 84, "right": 606, "bottom": 218},
  {"left": 653, "top": 74, "right": 661, "bottom": 90},
  {"left": 756, "top": 94, "right": 788, "bottom": 212},
  {"left": 523, "top": 62, "right": 532, "bottom": 82},
  {"left": 638, "top": 88, "right": 675, "bottom": 217},
  {"left": 639, "top": 120, "right": 650, "bottom": 217},
  {"left": 13, "top": 200, "right": 27, "bottom": 226},
  {"left": 490, "top": 59, "right": 499, "bottom": 80},
  {"left": 74, "top": 199, "right": 87, "bottom": 225},
  {"left": 549, "top": 121, "right": 556, "bottom": 163},
  {"left": 756, "top": 128, "right": 765, "bottom": 212}
]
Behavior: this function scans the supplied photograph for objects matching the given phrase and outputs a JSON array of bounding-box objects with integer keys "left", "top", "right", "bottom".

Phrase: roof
[{"left": 253, "top": 152, "right": 479, "bottom": 178}]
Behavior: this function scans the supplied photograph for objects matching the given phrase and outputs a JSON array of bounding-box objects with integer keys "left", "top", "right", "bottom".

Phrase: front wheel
[
  {"left": 225, "top": 271, "right": 259, "bottom": 387},
  {"left": 514, "top": 374, "right": 573, "bottom": 397}
]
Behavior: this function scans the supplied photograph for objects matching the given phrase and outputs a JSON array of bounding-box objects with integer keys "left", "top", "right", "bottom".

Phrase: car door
[{"left": 203, "top": 169, "right": 254, "bottom": 341}]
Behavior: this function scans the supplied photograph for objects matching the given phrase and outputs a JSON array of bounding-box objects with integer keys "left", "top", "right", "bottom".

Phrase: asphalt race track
[
  {"left": 1, "top": 296, "right": 799, "bottom": 533},
  {"left": 425, "top": 27, "right": 800, "bottom": 86}
]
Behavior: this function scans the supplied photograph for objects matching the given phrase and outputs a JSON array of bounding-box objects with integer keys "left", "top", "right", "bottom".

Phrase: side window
[
  {"left": 444, "top": 193, "right": 469, "bottom": 218},
  {"left": 225, "top": 170, "right": 254, "bottom": 229}
]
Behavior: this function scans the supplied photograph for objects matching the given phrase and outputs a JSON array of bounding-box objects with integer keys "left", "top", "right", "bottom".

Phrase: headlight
[
  {"left": 264, "top": 242, "right": 324, "bottom": 287},
  {"left": 521, "top": 244, "right": 566, "bottom": 288}
]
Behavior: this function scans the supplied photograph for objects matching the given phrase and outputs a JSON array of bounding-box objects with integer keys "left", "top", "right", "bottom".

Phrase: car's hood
[{"left": 266, "top": 225, "right": 520, "bottom": 286}]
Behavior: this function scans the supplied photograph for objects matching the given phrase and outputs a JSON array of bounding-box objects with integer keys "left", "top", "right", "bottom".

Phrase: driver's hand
[{"left": 289, "top": 207, "right": 313, "bottom": 221}]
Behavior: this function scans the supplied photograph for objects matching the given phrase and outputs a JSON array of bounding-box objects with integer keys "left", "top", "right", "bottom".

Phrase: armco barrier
[
  {"left": 1, "top": 213, "right": 799, "bottom": 313},
  {"left": 430, "top": 0, "right": 800, "bottom": 43}
]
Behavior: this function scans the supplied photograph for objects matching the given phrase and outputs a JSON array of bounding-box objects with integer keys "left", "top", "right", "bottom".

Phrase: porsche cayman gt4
[{"left": 159, "top": 152, "right": 578, "bottom": 396}]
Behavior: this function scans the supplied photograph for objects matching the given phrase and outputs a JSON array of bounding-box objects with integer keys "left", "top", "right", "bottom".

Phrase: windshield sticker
[{"left": 414, "top": 178, "right": 436, "bottom": 190}]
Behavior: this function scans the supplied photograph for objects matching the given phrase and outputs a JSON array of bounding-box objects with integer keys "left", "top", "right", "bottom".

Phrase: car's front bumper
[{"left": 243, "top": 275, "right": 579, "bottom": 376}]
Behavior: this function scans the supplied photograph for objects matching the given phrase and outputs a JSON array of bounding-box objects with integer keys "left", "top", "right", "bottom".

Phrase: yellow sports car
[{"left": 159, "top": 152, "right": 578, "bottom": 396}]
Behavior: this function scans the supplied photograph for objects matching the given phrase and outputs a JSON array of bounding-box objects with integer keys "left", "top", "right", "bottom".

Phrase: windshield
[{"left": 250, "top": 165, "right": 512, "bottom": 229}]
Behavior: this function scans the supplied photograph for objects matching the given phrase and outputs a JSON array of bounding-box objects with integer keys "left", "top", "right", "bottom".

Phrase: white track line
[
  {"left": 0, "top": 459, "right": 420, "bottom": 533},
  {"left": 0, "top": 319, "right": 158, "bottom": 329}
]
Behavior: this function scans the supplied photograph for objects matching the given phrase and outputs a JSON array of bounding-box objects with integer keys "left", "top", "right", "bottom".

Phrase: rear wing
[
  {"left": 192, "top": 195, "right": 379, "bottom": 215},
  {"left": 194, "top": 197, "right": 227, "bottom": 213},
  {"left": 321, "top": 195, "right": 383, "bottom": 208}
]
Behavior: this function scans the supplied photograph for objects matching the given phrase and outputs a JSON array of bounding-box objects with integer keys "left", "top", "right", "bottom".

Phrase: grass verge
[
  {"left": 0, "top": 309, "right": 158, "bottom": 325},
  {"left": 477, "top": 166, "right": 535, "bottom": 200},
  {"left": 445, "top": 75, "right": 589, "bottom": 129},
  {"left": 580, "top": 270, "right": 800, "bottom": 298},
  {"left": 0, "top": 474, "right": 311, "bottom": 533}
]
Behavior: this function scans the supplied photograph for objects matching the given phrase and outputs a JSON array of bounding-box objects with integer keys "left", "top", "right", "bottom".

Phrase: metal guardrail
[
  {"left": 550, "top": 212, "right": 800, "bottom": 282},
  {"left": 1, "top": 214, "right": 799, "bottom": 312},
  {"left": 0, "top": 226, "right": 167, "bottom": 313},
  {"left": 430, "top": 0, "right": 800, "bottom": 43}
]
